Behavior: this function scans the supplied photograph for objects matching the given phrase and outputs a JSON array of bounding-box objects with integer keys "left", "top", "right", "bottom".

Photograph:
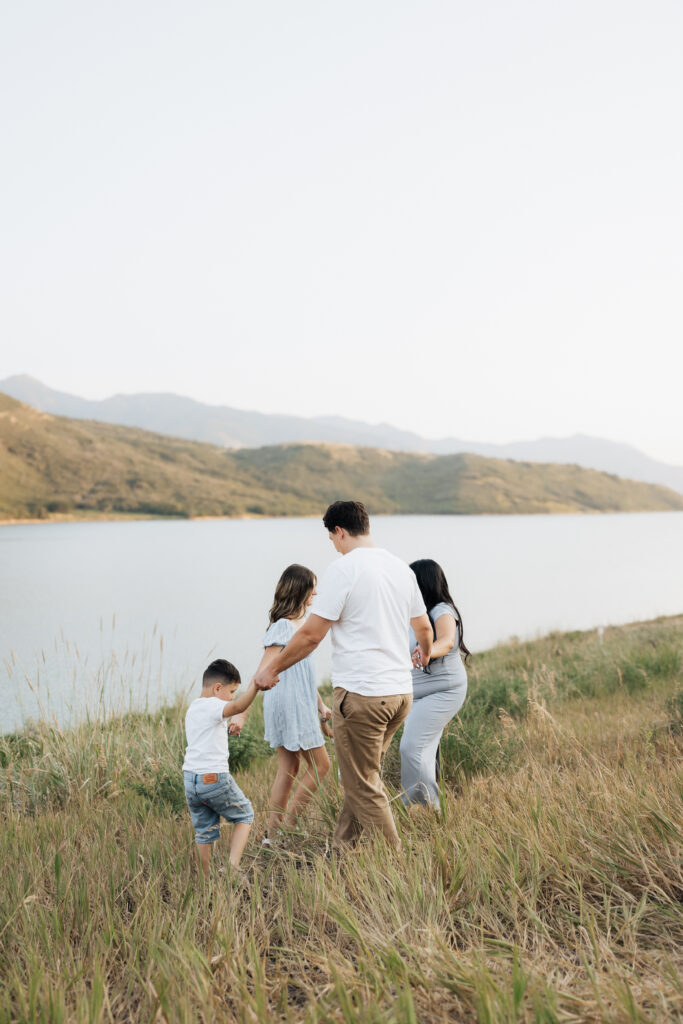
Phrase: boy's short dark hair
[
  {"left": 322, "top": 500, "right": 370, "bottom": 537},
  {"left": 203, "top": 659, "right": 240, "bottom": 688}
]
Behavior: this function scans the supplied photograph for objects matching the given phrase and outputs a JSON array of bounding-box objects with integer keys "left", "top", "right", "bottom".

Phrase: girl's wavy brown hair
[{"left": 268, "top": 564, "right": 317, "bottom": 626}]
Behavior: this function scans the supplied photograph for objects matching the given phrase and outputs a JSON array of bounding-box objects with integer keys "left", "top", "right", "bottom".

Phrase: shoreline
[
  {"left": 0, "top": 511, "right": 277, "bottom": 527},
  {"left": 3, "top": 508, "right": 683, "bottom": 528}
]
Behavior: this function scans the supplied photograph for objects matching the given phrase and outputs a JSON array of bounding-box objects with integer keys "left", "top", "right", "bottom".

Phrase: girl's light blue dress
[{"left": 262, "top": 618, "right": 323, "bottom": 751}]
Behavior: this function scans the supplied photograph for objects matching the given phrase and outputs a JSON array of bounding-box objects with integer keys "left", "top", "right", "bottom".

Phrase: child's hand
[{"left": 228, "top": 712, "right": 247, "bottom": 736}]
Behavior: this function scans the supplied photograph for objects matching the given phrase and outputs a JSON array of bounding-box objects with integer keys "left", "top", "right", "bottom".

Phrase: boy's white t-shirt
[
  {"left": 183, "top": 697, "right": 230, "bottom": 773},
  {"left": 311, "top": 547, "right": 426, "bottom": 696}
]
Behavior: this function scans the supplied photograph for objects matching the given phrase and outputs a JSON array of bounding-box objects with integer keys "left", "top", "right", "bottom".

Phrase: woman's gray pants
[{"left": 400, "top": 685, "right": 467, "bottom": 806}]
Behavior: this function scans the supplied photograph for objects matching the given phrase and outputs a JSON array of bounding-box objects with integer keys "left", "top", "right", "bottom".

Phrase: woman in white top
[
  {"left": 254, "top": 564, "right": 332, "bottom": 843},
  {"left": 400, "top": 559, "right": 470, "bottom": 807}
]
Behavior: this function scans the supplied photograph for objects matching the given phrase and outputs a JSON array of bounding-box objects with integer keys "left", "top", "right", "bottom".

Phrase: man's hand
[
  {"left": 253, "top": 664, "right": 279, "bottom": 691},
  {"left": 253, "top": 615, "right": 332, "bottom": 691},
  {"left": 228, "top": 712, "right": 247, "bottom": 736}
]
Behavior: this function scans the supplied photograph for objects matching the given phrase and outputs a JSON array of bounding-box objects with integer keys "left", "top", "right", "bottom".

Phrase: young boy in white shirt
[{"left": 183, "top": 658, "right": 258, "bottom": 877}]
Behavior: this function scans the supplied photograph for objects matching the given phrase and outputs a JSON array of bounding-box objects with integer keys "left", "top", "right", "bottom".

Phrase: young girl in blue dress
[{"left": 255, "top": 564, "right": 332, "bottom": 843}]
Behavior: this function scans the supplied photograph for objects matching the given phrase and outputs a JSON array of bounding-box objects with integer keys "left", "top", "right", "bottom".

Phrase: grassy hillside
[
  {"left": 1, "top": 616, "right": 682, "bottom": 1021},
  {"left": 2, "top": 393, "right": 683, "bottom": 520}
]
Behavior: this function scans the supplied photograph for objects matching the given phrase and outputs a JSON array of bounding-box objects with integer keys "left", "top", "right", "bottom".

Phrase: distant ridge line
[{"left": 1, "top": 374, "right": 682, "bottom": 495}]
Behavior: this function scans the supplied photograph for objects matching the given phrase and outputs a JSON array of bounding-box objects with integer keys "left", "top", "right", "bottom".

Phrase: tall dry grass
[{"left": 1, "top": 616, "right": 682, "bottom": 1022}]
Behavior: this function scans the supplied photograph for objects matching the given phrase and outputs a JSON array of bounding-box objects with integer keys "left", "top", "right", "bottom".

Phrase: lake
[{"left": 1, "top": 513, "right": 682, "bottom": 733}]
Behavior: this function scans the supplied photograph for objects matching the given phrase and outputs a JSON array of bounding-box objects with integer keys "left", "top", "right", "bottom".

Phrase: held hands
[
  {"left": 253, "top": 665, "right": 279, "bottom": 691},
  {"left": 411, "top": 645, "right": 430, "bottom": 670},
  {"left": 228, "top": 712, "right": 247, "bottom": 736}
]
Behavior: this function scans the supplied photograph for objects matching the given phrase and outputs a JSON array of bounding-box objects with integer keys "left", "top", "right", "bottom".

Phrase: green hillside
[{"left": 1, "top": 393, "right": 682, "bottom": 520}]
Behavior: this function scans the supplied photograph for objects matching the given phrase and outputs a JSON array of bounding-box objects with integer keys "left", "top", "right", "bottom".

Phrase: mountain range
[
  {"left": 2, "top": 374, "right": 682, "bottom": 495},
  {"left": 2, "top": 392, "right": 682, "bottom": 521}
]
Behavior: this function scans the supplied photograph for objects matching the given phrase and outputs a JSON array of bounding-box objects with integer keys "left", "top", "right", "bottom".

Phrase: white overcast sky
[{"left": 1, "top": 1, "right": 682, "bottom": 462}]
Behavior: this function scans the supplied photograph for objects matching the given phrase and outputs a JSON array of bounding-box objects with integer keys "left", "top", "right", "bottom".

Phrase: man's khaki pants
[{"left": 332, "top": 687, "right": 412, "bottom": 849}]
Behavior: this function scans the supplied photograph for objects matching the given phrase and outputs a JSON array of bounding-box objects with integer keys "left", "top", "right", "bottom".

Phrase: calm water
[{"left": 1, "top": 513, "right": 682, "bottom": 733}]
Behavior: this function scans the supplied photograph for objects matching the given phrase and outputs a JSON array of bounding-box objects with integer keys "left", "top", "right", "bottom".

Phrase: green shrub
[
  {"left": 665, "top": 689, "right": 683, "bottom": 735},
  {"left": 227, "top": 728, "right": 273, "bottom": 772},
  {"left": 130, "top": 769, "right": 187, "bottom": 815},
  {"left": 462, "top": 670, "right": 527, "bottom": 719},
  {"left": 0, "top": 731, "right": 45, "bottom": 768},
  {"left": 131, "top": 501, "right": 189, "bottom": 517}
]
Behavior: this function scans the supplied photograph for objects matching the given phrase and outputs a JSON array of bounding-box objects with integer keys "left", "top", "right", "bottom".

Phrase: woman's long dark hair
[
  {"left": 409, "top": 559, "right": 471, "bottom": 663},
  {"left": 268, "top": 564, "right": 316, "bottom": 626}
]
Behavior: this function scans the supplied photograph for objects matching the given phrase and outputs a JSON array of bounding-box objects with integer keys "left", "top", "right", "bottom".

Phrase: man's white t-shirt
[
  {"left": 183, "top": 697, "right": 230, "bottom": 773},
  {"left": 311, "top": 547, "right": 426, "bottom": 696}
]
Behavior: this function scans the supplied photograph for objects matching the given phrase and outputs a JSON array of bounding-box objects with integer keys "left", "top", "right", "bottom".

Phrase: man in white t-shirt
[{"left": 253, "top": 500, "right": 433, "bottom": 849}]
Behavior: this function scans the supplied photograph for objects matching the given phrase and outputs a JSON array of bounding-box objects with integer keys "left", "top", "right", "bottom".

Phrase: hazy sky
[{"left": 2, "top": 1, "right": 682, "bottom": 462}]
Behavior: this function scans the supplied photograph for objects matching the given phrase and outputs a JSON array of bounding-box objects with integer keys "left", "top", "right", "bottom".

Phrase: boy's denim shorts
[{"left": 183, "top": 771, "right": 254, "bottom": 844}]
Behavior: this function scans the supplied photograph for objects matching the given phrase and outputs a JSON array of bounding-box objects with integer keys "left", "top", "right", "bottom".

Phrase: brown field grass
[{"left": 1, "top": 616, "right": 681, "bottom": 1022}]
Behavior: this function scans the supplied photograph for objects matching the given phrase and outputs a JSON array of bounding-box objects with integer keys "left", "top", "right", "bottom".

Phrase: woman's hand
[
  {"left": 318, "top": 700, "right": 333, "bottom": 738},
  {"left": 411, "top": 645, "right": 428, "bottom": 669},
  {"left": 228, "top": 712, "right": 247, "bottom": 736}
]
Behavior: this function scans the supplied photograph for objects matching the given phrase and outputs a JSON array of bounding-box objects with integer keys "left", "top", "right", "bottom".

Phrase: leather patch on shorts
[{"left": 202, "top": 773, "right": 218, "bottom": 784}]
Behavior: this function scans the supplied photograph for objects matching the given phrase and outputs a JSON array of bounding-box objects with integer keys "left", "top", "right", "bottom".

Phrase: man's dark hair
[
  {"left": 202, "top": 659, "right": 240, "bottom": 688},
  {"left": 322, "top": 500, "right": 370, "bottom": 537}
]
